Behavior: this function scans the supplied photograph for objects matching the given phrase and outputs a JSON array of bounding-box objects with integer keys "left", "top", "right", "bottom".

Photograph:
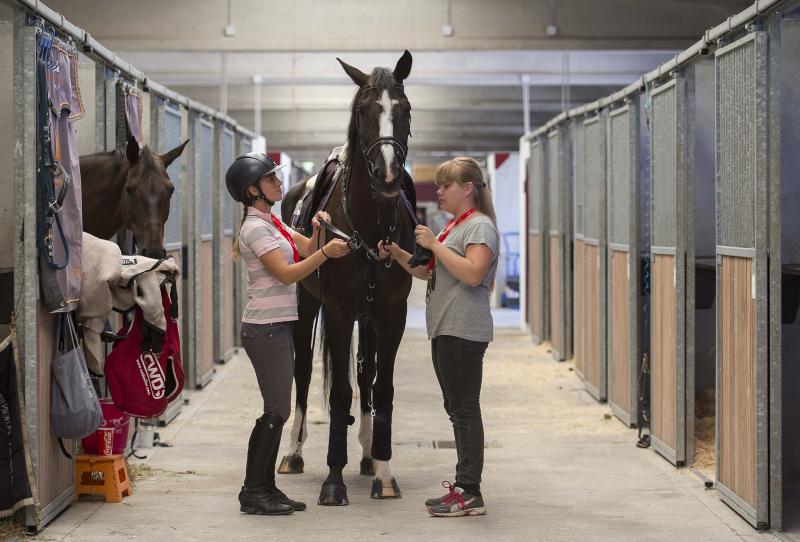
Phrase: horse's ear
[
  {"left": 126, "top": 137, "right": 140, "bottom": 166},
  {"left": 393, "top": 50, "right": 412, "bottom": 82},
  {"left": 337, "top": 58, "right": 368, "bottom": 87},
  {"left": 161, "top": 139, "right": 190, "bottom": 168}
]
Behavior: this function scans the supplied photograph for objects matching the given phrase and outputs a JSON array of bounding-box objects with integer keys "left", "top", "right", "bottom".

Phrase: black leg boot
[
  {"left": 239, "top": 414, "right": 294, "bottom": 515},
  {"left": 264, "top": 421, "right": 307, "bottom": 511}
]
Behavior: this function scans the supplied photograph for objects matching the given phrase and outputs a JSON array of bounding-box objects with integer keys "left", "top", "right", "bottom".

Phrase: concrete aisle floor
[{"left": 37, "top": 325, "right": 784, "bottom": 542}]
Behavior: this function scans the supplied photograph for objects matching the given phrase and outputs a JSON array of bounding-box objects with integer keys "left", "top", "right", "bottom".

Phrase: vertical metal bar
[
  {"left": 13, "top": 11, "right": 38, "bottom": 503},
  {"left": 182, "top": 109, "right": 196, "bottom": 388},
  {"left": 521, "top": 74, "right": 531, "bottom": 135},
  {"left": 253, "top": 75, "right": 262, "bottom": 137},
  {"left": 213, "top": 121, "right": 224, "bottom": 364}
]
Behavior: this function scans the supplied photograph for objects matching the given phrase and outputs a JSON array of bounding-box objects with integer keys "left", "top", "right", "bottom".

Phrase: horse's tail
[{"left": 319, "top": 306, "right": 356, "bottom": 408}]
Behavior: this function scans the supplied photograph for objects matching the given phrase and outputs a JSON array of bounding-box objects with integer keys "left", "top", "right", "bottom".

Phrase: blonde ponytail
[
  {"left": 434, "top": 156, "right": 497, "bottom": 226},
  {"left": 230, "top": 204, "right": 249, "bottom": 260}
]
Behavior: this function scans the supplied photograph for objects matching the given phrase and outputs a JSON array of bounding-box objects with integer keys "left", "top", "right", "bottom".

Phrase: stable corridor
[{"left": 39, "top": 291, "right": 779, "bottom": 541}]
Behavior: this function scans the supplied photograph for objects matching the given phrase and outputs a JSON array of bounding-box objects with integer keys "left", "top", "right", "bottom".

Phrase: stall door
[{"left": 715, "top": 31, "right": 769, "bottom": 529}]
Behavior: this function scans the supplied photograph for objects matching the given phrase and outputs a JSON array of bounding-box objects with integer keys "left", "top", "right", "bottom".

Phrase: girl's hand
[
  {"left": 377, "top": 240, "right": 393, "bottom": 260},
  {"left": 414, "top": 225, "right": 436, "bottom": 249},
  {"left": 312, "top": 211, "right": 331, "bottom": 232},
  {"left": 323, "top": 239, "right": 350, "bottom": 258}
]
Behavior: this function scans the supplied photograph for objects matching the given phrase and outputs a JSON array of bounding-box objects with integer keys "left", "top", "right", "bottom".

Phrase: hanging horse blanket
[
  {"left": 76, "top": 233, "right": 180, "bottom": 375},
  {"left": 0, "top": 333, "right": 37, "bottom": 518},
  {"left": 41, "top": 41, "right": 85, "bottom": 312}
]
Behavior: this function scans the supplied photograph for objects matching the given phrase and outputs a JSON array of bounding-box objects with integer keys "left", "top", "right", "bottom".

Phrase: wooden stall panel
[
  {"left": 652, "top": 254, "right": 677, "bottom": 451},
  {"left": 529, "top": 233, "right": 542, "bottom": 343},
  {"left": 36, "top": 305, "right": 74, "bottom": 509},
  {"left": 610, "top": 250, "right": 631, "bottom": 413},
  {"left": 719, "top": 256, "right": 756, "bottom": 507},
  {"left": 549, "top": 235, "right": 561, "bottom": 357},
  {"left": 574, "top": 240, "right": 585, "bottom": 376},
  {"left": 585, "top": 244, "right": 601, "bottom": 393}
]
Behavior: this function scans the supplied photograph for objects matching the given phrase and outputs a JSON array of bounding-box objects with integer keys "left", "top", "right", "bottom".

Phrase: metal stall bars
[
  {"left": 649, "top": 74, "right": 687, "bottom": 467},
  {"left": 575, "top": 112, "right": 608, "bottom": 400},
  {"left": 217, "top": 124, "right": 237, "bottom": 363},
  {"left": 714, "top": 28, "right": 773, "bottom": 529},
  {"left": 527, "top": 136, "right": 548, "bottom": 345},
  {"left": 188, "top": 110, "right": 217, "bottom": 389},
  {"left": 547, "top": 124, "right": 572, "bottom": 361},
  {"left": 606, "top": 96, "right": 649, "bottom": 427},
  {"left": 149, "top": 95, "right": 186, "bottom": 425},
  {"left": 648, "top": 57, "right": 716, "bottom": 467}
]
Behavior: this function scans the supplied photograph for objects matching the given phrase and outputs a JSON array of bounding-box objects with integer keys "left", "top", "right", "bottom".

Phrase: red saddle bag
[{"left": 105, "top": 278, "right": 184, "bottom": 418}]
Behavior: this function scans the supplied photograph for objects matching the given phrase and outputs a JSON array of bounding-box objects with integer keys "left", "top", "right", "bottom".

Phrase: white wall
[{"left": 488, "top": 152, "right": 520, "bottom": 310}]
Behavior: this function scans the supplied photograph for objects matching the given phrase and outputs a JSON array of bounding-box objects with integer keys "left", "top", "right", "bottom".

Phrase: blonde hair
[
  {"left": 434, "top": 156, "right": 496, "bottom": 225},
  {"left": 230, "top": 204, "right": 248, "bottom": 260}
]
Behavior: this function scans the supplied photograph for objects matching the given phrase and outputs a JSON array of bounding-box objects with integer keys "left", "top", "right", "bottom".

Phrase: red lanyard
[
  {"left": 427, "top": 208, "right": 477, "bottom": 271},
  {"left": 270, "top": 215, "right": 301, "bottom": 263}
]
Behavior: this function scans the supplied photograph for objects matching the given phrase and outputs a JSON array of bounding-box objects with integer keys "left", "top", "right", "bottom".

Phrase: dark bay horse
[
  {"left": 81, "top": 136, "right": 188, "bottom": 257},
  {"left": 279, "top": 50, "right": 416, "bottom": 505}
]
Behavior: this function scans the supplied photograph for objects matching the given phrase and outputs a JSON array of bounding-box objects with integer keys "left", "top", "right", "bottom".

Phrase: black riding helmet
[{"left": 225, "top": 152, "right": 287, "bottom": 204}]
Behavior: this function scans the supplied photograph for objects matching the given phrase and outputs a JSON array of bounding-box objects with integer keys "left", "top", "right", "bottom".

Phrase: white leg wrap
[
  {"left": 358, "top": 412, "right": 373, "bottom": 458},
  {"left": 374, "top": 459, "right": 392, "bottom": 480},
  {"left": 288, "top": 407, "right": 307, "bottom": 456}
]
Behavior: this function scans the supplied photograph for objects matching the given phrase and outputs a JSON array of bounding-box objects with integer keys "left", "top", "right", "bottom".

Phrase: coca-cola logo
[{"left": 138, "top": 351, "right": 166, "bottom": 400}]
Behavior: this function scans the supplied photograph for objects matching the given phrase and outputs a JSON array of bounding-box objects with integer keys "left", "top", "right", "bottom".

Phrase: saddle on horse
[{"left": 290, "top": 147, "right": 431, "bottom": 267}]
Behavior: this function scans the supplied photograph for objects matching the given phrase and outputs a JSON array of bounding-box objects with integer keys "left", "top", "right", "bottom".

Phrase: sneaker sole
[{"left": 428, "top": 507, "right": 486, "bottom": 517}]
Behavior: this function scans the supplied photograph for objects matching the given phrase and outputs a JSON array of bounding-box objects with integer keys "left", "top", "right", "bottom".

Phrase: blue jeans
[{"left": 431, "top": 335, "right": 488, "bottom": 493}]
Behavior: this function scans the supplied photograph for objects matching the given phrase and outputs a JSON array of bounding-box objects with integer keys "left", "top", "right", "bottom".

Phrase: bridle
[{"left": 354, "top": 84, "right": 410, "bottom": 183}]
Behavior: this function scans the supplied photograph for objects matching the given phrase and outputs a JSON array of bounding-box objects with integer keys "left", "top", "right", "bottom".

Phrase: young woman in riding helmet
[
  {"left": 226, "top": 153, "right": 350, "bottom": 516},
  {"left": 379, "top": 157, "right": 499, "bottom": 517}
]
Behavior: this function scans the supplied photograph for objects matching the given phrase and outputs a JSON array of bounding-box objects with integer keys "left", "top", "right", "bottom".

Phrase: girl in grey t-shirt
[{"left": 379, "top": 156, "right": 499, "bottom": 517}]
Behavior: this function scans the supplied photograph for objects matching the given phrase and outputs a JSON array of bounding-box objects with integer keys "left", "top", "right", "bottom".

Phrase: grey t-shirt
[{"left": 425, "top": 214, "right": 499, "bottom": 342}]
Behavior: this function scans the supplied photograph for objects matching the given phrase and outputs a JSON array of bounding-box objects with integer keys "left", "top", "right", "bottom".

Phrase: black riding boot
[
  {"left": 239, "top": 414, "right": 294, "bottom": 515},
  {"left": 264, "top": 422, "right": 307, "bottom": 511}
]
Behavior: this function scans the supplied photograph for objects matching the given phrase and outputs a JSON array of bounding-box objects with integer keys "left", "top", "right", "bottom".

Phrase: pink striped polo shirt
[{"left": 239, "top": 208, "right": 298, "bottom": 324}]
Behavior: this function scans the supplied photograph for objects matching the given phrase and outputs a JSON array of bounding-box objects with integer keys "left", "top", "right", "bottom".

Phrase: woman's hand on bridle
[
  {"left": 323, "top": 239, "right": 351, "bottom": 259},
  {"left": 414, "top": 225, "right": 436, "bottom": 249},
  {"left": 311, "top": 211, "right": 331, "bottom": 232}
]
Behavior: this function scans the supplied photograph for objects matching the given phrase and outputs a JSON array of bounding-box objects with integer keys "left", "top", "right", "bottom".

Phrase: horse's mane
[{"left": 343, "top": 67, "right": 398, "bottom": 170}]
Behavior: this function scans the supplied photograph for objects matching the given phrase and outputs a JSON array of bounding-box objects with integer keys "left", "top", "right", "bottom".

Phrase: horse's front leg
[
  {"left": 356, "top": 319, "right": 377, "bottom": 476},
  {"left": 369, "top": 301, "right": 407, "bottom": 499},
  {"left": 317, "top": 307, "right": 355, "bottom": 506},
  {"left": 278, "top": 285, "right": 319, "bottom": 474}
]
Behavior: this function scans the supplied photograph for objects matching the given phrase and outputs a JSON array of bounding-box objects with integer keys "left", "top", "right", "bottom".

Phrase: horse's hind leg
[
  {"left": 318, "top": 310, "right": 355, "bottom": 506},
  {"left": 356, "top": 319, "right": 377, "bottom": 476},
  {"left": 279, "top": 285, "right": 319, "bottom": 474},
  {"left": 369, "top": 303, "right": 407, "bottom": 499}
]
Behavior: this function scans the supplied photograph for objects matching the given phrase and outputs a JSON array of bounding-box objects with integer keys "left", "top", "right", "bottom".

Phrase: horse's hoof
[
  {"left": 370, "top": 477, "right": 402, "bottom": 499},
  {"left": 318, "top": 482, "right": 349, "bottom": 506},
  {"left": 359, "top": 457, "right": 375, "bottom": 476},
  {"left": 277, "top": 454, "right": 304, "bottom": 474}
]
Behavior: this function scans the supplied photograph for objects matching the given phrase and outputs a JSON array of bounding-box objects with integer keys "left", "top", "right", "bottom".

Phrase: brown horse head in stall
[{"left": 81, "top": 137, "right": 189, "bottom": 258}]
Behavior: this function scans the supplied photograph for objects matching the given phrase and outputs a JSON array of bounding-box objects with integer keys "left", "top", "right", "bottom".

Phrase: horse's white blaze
[
  {"left": 378, "top": 89, "right": 399, "bottom": 184},
  {"left": 288, "top": 407, "right": 307, "bottom": 455},
  {"left": 358, "top": 411, "right": 373, "bottom": 458},
  {"left": 374, "top": 459, "right": 393, "bottom": 480}
]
